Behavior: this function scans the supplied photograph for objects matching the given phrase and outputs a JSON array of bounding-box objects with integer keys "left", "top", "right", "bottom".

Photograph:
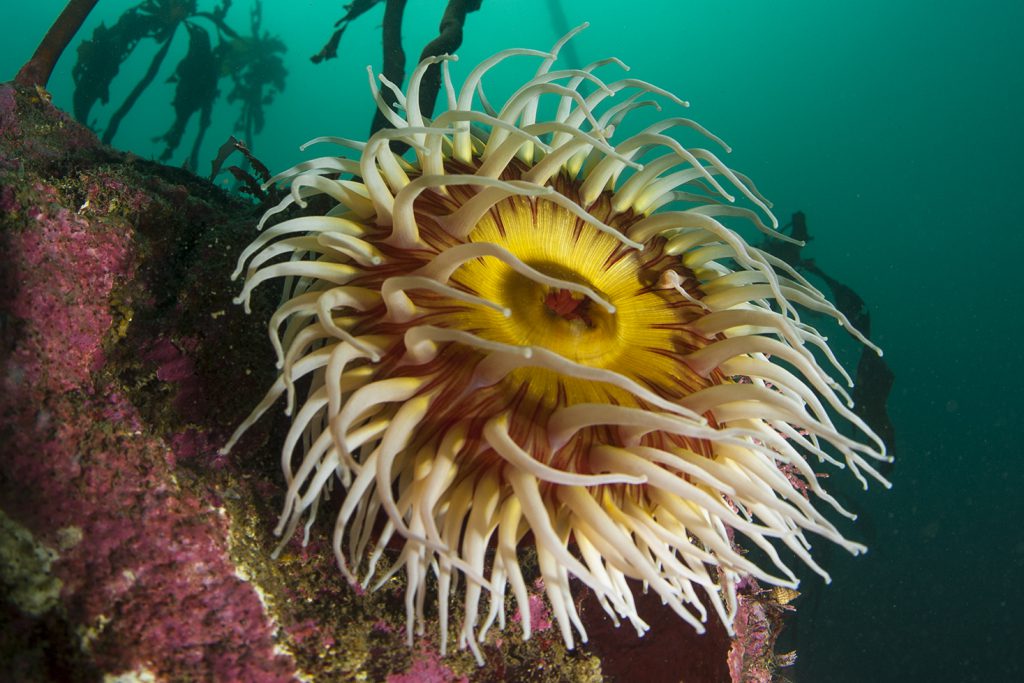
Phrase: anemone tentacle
[{"left": 224, "top": 25, "right": 890, "bottom": 666}]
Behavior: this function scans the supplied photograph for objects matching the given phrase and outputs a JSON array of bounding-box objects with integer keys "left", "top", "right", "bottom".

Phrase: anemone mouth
[
  {"left": 224, "top": 24, "right": 890, "bottom": 666},
  {"left": 433, "top": 180, "right": 713, "bottom": 383}
]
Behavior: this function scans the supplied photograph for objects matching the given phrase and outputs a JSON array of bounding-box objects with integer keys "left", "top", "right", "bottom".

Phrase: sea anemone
[{"left": 223, "top": 25, "right": 891, "bottom": 664}]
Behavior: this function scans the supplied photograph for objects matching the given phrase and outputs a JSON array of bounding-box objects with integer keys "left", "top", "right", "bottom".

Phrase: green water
[{"left": 3, "top": 1, "right": 1021, "bottom": 681}]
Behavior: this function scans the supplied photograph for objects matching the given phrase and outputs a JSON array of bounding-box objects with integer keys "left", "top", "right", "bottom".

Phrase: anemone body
[{"left": 225, "top": 27, "right": 890, "bottom": 664}]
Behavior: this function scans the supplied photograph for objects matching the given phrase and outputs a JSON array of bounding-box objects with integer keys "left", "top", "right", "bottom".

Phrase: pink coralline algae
[
  {"left": 147, "top": 337, "right": 196, "bottom": 383},
  {"left": 386, "top": 641, "right": 469, "bottom": 683},
  {"left": 0, "top": 83, "right": 294, "bottom": 681},
  {"left": 1, "top": 387, "right": 295, "bottom": 681},
  {"left": 166, "top": 427, "right": 221, "bottom": 466},
  {"left": 7, "top": 182, "right": 132, "bottom": 393},
  {"left": 728, "top": 597, "right": 772, "bottom": 683},
  {"left": 143, "top": 337, "right": 211, "bottom": 436},
  {"left": 511, "top": 578, "right": 554, "bottom": 635},
  {"left": 727, "top": 579, "right": 796, "bottom": 683}
]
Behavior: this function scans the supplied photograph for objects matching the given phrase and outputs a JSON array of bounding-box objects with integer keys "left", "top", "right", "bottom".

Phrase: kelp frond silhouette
[{"left": 71, "top": 0, "right": 286, "bottom": 170}]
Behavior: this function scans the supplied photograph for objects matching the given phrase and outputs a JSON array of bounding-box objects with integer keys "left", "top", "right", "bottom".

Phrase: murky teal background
[{"left": 3, "top": 2, "right": 1021, "bottom": 681}]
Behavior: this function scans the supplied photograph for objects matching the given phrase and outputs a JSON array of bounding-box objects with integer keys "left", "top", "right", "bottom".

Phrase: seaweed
[
  {"left": 311, "top": 0, "right": 385, "bottom": 65},
  {"left": 73, "top": 0, "right": 200, "bottom": 130},
  {"left": 69, "top": 0, "right": 286, "bottom": 170},
  {"left": 220, "top": 3, "right": 287, "bottom": 152},
  {"left": 314, "top": 0, "right": 483, "bottom": 136},
  {"left": 14, "top": 0, "right": 99, "bottom": 89},
  {"left": 209, "top": 135, "right": 274, "bottom": 202},
  {"left": 152, "top": 20, "right": 219, "bottom": 168}
]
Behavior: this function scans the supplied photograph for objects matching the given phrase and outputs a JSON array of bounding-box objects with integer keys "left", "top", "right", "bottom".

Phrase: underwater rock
[
  {"left": 0, "top": 81, "right": 784, "bottom": 682},
  {"left": 0, "top": 80, "right": 293, "bottom": 682}
]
